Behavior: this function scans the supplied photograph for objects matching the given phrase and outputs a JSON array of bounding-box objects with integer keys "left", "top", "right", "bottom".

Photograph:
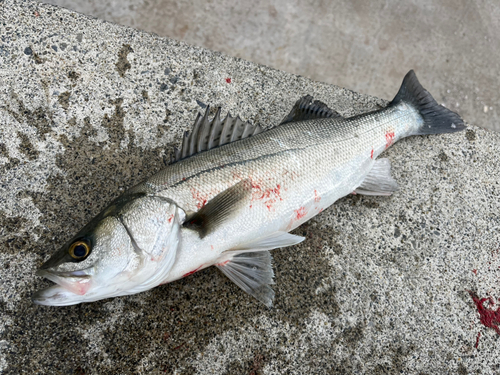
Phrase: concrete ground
[
  {"left": 36, "top": 0, "right": 500, "bottom": 133},
  {"left": 1, "top": 0, "right": 500, "bottom": 374}
]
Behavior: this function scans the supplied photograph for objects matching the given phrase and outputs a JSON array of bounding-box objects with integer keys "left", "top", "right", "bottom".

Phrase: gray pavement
[
  {"left": 1, "top": 0, "right": 500, "bottom": 374},
  {"left": 36, "top": 0, "right": 500, "bottom": 134}
]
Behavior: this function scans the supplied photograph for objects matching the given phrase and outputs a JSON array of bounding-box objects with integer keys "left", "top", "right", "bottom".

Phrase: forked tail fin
[{"left": 390, "top": 70, "right": 466, "bottom": 135}]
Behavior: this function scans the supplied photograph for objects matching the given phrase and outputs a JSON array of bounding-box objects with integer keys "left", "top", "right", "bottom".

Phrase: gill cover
[{"left": 115, "top": 196, "right": 182, "bottom": 295}]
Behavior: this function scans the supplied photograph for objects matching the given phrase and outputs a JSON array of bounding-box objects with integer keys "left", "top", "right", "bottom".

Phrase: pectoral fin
[
  {"left": 355, "top": 158, "right": 399, "bottom": 196},
  {"left": 183, "top": 179, "right": 252, "bottom": 238}
]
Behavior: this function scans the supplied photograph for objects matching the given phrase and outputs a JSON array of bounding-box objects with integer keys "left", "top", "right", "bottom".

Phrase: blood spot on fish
[
  {"left": 232, "top": 170, "right": 243, "bottom": 180},
  {"left": 225, "top": 78, "right": 232, "bottom": 83},
  {"left": 472, "top": 269, "right": 477, "bottom": 275},
  {"left": 370, "top": 149, "right": 374, "bottom": 159},
  {"left": 182, "top": 265, "right": 202, "bottom": 278},
  {"left": 282, "top": 169, "right": 299, "bottom": 181},
  {"left": 314, "top": 190, "right": 321, "bottom": 203},
  {"left": 475, "top": 332, "right": 481, "bottom": 349},
  {"left": 250, "top": 181, "right": 262, "bottom": 190},
  {"left": 211, "top": 245, "right": 214, "bottom": 250},
  {"left": 168, "top": 214, "right": 174, "bottom": 223},
  {"left": 251, "top": 183, "right": 282, "bottom": 211},
  {"left": 468, "top": 290, "right": 500, "bottom": 335},
  {"left": 190, "top": 187, "right": 210, "bottom": 210},
  {"left": 294, "top": 207, "right": 307, "bottom": 220},
  {"left": 216, "top": 260, "right": 230, "bottom": 267},
  {"left": 385, "top": 131, "right": 395, "bottom": 149}
]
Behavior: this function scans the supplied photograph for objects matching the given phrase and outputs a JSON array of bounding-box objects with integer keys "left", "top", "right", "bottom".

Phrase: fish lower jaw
[{"left": 32, "top": 285, "right": 86, "bottom": 306}]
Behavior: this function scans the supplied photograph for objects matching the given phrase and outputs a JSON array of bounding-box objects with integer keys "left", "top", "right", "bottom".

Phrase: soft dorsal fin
[
  {"left": 171, "top": 106, "right": 263, "bottom": 163},
  {"left": 279, "top": 95, "right": 342, "bottom": 125}
]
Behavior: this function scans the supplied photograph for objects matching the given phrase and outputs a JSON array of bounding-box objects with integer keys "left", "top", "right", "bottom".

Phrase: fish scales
[
  {"left": 135, "top": 105, "right": 414, "bottom": 238},
  {"left": 33, "top": 71, "right": 465, "bottom": 306}
]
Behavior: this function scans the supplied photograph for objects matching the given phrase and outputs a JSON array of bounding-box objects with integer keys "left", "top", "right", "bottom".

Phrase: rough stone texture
[
  {"left": 0, "top": 0, "right": 499, "bottom": 374},
  {"left": 37, "top": 0, "right": 500, "bottom": 134}
]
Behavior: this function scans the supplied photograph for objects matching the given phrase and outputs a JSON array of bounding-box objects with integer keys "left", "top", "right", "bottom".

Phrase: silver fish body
[{"left": 33, "top": 71, "right": 465, "bottom": 306}]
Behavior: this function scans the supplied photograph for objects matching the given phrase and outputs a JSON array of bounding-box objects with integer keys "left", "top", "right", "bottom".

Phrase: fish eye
[{"left": 69, "top": 240, "right": 91, "bottom": 260}]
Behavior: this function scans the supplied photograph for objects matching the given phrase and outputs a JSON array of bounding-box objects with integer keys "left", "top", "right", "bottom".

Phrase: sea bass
[{"left": 33, "top": 70, "right": 465, "bottom": 306}]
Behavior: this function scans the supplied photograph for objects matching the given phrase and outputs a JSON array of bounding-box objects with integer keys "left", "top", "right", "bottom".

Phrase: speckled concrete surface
[
  {"left": 1, "top": 0, "right": 499, "bottom": 374},
  {"left": 36, "top": 0, "right": 500, "bottom": 134}
]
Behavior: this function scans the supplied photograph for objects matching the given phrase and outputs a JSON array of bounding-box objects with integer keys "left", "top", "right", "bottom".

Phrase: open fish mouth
[{"left": 32, "top": 268, "right": 95, "bottom": 306}]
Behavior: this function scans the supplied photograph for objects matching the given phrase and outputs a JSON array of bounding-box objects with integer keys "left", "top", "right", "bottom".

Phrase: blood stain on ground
[{"left": 468, "top": 290, "right": 500, "bottom": 349}]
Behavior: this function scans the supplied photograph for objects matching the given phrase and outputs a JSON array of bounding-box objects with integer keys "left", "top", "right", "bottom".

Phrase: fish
[{"left": 32, "top": 70, "right": 465, "bottom": 306}]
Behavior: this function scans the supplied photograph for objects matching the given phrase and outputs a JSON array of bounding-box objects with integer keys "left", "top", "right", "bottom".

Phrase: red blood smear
[
  {"left": 314, "top": 190, "right": 321, "bottom": 203},
  {"left": 468, "top": 290, "right": 500, "bottom": 335},
  {"left": 472, "top": 269, "right": 477, "bottom": 275},
  {"left": 385, "top": 131, "right": 395, "bottom": 148},
  {"left": 475, "top": 332, "right": 481, "bottom": 349},
  {"left": 190, "top": 187, "right": 209, "bottom": 209},
  {"left": 252, "top": 183, "right": 282, "bottom": 211},
  {"left": 294, "top": 207, "right": 307, "bottom": 220},
  {"left": 226, "top": 78, "right": 232, "bottom": 83},
  {"left": 182, "top": 265, "right": 202, "bottom": 278},
  {"left": 370, "top": 149, "right": 374, "bottom": 159}
]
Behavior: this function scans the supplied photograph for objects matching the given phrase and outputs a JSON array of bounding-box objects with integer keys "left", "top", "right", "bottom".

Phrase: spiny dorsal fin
[
  {"left": 280, "top": 95, "right": 342, "bottom": 125},
  {"left": 171, "top": 106, "right": 263, "bottom": 163}
]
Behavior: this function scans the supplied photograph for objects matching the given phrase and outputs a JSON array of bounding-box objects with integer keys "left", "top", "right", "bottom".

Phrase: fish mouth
[
  {"left": 33, "top": 267, "right": 95, "bottom": 306},
  {"left": 36, "top": 268, "right": 93, "bottom": 279}
]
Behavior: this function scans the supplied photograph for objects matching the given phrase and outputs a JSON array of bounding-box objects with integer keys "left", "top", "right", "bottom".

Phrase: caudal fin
[{"left": 391, "top": 70, "right": 465, "bottom": 135}]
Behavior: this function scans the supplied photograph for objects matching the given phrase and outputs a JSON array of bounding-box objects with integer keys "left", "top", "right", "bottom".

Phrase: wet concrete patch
[{"left": 116, "top": 44, "right": 133, "bottom": 78}]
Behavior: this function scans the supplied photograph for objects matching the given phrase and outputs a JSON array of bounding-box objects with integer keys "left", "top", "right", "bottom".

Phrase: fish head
[{"left": 33, "top": 195, "right": 182, "bottom": 306}]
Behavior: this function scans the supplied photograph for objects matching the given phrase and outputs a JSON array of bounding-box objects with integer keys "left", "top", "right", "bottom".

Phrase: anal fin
[
  {"left": 216, "top": 251, "right": 275, "bottom": 307},
  {"left": 355, "top": 158, "right": 399, "bottom": 196}
]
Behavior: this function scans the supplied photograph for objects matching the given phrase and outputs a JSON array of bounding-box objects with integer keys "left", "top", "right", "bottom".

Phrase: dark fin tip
[
  {"left": 391, "top": 70, "right": 466, "bottom": 135},
  {"left": 280, "top": 95, "right": 342, "bottom": 125}
]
